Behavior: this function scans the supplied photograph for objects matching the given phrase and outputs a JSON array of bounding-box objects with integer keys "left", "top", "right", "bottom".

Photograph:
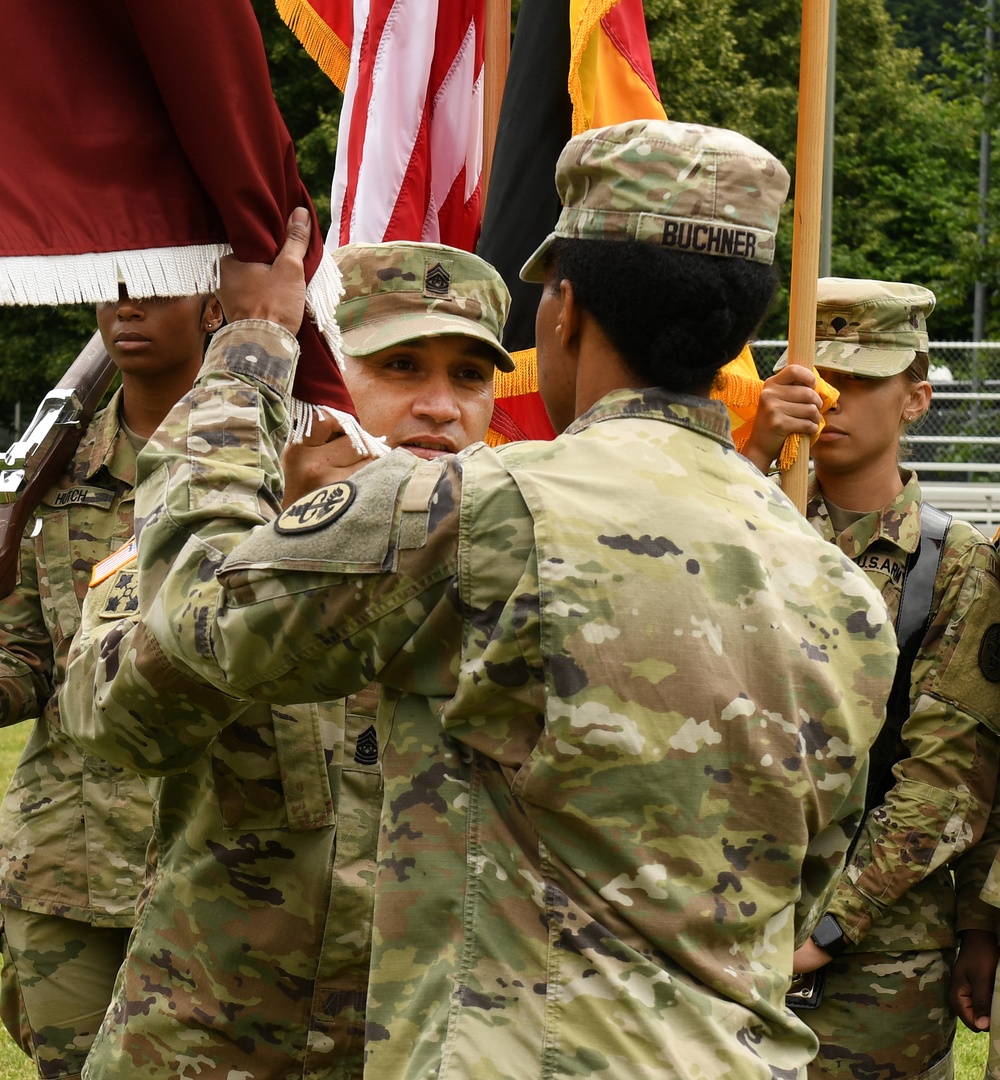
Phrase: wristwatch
[{"left": 810, "top": 913, "right": 848, "bottom": 957}]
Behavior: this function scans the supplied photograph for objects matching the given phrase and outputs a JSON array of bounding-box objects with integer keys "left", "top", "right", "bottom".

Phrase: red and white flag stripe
[{"left": 330, "top": 0, "right": 485, "bottom": 251}]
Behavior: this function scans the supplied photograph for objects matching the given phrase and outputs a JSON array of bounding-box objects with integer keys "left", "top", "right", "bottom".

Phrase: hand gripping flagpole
[{"left": 781, "top": 0, "right": 830, "bottom": 514}]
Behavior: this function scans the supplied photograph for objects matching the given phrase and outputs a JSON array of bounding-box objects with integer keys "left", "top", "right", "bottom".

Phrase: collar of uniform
[
  {"left": 564, "top": 386, "right": 734, "bottom": 448},
  {"left": 80, "top": 387, "right": 136, "bottom": 486},
  {"left": 811, "top": 469, "right": 921, "bottom": 561}
]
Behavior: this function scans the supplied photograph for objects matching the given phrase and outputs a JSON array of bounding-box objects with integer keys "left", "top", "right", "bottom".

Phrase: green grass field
[{"left": 0, "top": 723, "right": 991, "bottom": 1079}]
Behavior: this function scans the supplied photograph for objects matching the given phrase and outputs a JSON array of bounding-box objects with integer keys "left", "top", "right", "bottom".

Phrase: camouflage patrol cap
[
  {"left": 334, "top": 241, "right": 514, "bottom": 372},
  {"left": 775, "top": 277, "right": 936, "bottom": 378},
  {"left": 520, "top": 119, "right": 790, "bottom": 281}
]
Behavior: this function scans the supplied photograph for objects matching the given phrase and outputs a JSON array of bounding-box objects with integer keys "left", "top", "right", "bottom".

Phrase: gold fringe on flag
[
  {"left": 494, "top": 347, "right": 541, "bottom": 399},
  {"left": 275, "top": 0, "right": 352, "bottom": 90},
  {"left": 485, "top": 348, "right": 542, "bottom": 448},
  {"left": 568, "top": 0, "right": 613, "bottom": 135}
]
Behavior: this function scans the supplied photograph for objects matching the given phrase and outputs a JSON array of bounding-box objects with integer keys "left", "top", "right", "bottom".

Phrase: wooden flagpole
[
  {"left": 482, "top": 0, "right": 512, "bottom": 220},
  {"left": 781, "top": 0, "right": 831, "bottom": 513}
]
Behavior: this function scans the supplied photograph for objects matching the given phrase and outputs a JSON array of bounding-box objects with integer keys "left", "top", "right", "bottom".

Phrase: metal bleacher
[{"left": 916, "top": 479, "right": 1000, "bottom": 537}]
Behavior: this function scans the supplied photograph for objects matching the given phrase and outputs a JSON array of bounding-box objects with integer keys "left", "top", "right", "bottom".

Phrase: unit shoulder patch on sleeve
[{"left": 275, "top": 482, "right": 356, "bottom": 535}]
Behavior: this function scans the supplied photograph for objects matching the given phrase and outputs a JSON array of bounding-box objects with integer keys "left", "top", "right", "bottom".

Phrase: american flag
[{"left": 286, "top": 0, "right": 486, "bottom": 250}]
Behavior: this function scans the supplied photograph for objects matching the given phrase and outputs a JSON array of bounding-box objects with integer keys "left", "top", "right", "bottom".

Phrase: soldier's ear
[
  {"left": 555, "top": 279, "right": 580, "bottom": 350},
  {"left": 202, "top": 295, "right": 224, "bottom": 333},
  {"left": 902, "top": 379, "right": 931, "bottom": 426}
]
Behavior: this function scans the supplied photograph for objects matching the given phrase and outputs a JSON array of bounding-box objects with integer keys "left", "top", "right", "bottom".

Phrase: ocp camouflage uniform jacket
[
  {"left": 0, "top": 389, "right": 152, "bottom": 927},
  {"left": 65, "top": 514, "right": 373, "bottom": 1069},
  {"left": 806, "top": 475, "right": 1000, "bottom": 953},
  {"left": 64, "top": 321, "right": 898, "bottom": 1079}
]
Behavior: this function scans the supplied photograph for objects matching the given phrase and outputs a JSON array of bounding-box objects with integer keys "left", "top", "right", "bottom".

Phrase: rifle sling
[{"left": 862, "top": 502, "right": 951, "bottom": 818}]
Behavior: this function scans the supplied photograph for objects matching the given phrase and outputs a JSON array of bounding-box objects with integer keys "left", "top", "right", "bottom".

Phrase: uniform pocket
[{"left": 211, "top": 700, "right": 336, "bottom": 831}]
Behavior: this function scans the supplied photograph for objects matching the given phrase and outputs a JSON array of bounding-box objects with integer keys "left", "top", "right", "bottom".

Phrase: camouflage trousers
[
  {"left": 804, "top": 948, "right": 955, "bottom": 1080},
  {"left": 0, "top": 906, "right": 129, "bottom": 1080}
]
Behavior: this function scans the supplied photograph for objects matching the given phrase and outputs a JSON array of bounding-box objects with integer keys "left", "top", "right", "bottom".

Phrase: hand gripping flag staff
[
  {"left": 0, "top": 0, "right": 386, "bottom": 594},
  {"left": 480, "top": 0, "right": 840, "bottom": 460}
]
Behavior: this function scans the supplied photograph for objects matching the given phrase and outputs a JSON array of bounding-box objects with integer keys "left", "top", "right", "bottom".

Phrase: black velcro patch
[{"left": 979, "top": 624, "right": 1000, "bottom": 682}]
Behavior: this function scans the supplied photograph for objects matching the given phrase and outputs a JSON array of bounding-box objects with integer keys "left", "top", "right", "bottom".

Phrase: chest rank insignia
[
  {"left": 354, "top": 724, "right": 379, "bottom": 766},
  {"left": 275, "top": 481, "right": 356, "bottom": 535},
  {"left": 424, "top": 262, "right": 451, "bottom": 296},
  {"left": 101, "top": 568, "right": 139, "bottom": 618},
  {"left": 979, "top": 624, "right": 1000, "bottom": 682}
]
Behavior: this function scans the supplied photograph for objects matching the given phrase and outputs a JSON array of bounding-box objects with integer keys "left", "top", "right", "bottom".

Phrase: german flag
[{"left": 480, "top": 0, "right": 669, "bottom": 445}]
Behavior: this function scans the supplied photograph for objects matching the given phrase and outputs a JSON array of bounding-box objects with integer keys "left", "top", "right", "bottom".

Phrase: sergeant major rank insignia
[
  {"left": 424, "top": 262, "right": 451, "bottom": 296},
  {"left": 354, "top": 724, "right": 379, "bottom": 766},
  {"left": 275, "top": 481, "right": 356, "bottom": 535}
]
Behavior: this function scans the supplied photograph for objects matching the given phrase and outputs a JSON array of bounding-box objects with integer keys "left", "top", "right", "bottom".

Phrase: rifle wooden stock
[{"left": 0, "top": 331, "right": 118, "bottom": 598}]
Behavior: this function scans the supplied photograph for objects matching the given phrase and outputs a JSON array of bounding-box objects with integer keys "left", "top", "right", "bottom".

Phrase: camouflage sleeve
[
  {"left": 827, "top": 532, "right": 1000, "bottom": 945},
  {"left": 955, "top": 772, "right": 1000, "bottom": 933},
  {"left": 795, "top": 769, "right": 871, "bottom": 946},
  {"left": 0, "top": 529, "right": 56, "bottom": 726},
  {"left": 61, "top": 320, "right": 295, "bottom": 772},
  {"left": 63, "top": 320, "right": 463, "bottom": 773}
]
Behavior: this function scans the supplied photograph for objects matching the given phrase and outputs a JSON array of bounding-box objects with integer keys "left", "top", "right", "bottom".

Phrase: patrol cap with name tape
[
  {"left": 520, "top": 118, "right": 790, "bottom": 282},
  {"left": 775, "top": 277, "right": 936, "bottom": 378},
  {"left": 334, "top": 241, "right": 514, "bottom": 372}
]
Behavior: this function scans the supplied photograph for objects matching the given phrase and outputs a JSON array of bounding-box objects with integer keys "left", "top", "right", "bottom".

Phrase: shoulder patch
[
  {"left": 99, "top": 568, "right": 139, "bottom": 618},
  {"left": 275, "top": 482, "right": 357, "bottom": 535},
  {"left": 90, "top": 536, "right": 137, "bottom": 587},
  {"left": 979, "top": 624, "right": 1000, "bottom": 682}
]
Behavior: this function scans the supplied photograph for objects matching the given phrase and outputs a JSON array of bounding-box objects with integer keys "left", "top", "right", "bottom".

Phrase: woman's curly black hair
[{"left": 546, "top": 237, "right": 778, "bottom": 396}]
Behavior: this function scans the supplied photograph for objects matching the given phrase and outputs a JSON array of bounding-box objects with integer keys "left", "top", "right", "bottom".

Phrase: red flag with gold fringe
[{"left": 0, "top": 0, "right": 353, "bottom": 419}]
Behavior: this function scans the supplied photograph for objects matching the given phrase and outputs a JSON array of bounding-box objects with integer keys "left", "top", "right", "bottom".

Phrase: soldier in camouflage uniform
[
  {"left": 64, "top": 120, "right": 898, "bottom": 1078},
  {"left": 743, "top": 279, "right": 1000, "bottom": 1079},
  {"left": 60, "top": 241, "right": 512, "bottom": 1080},
  {"left": 0, "top": 285, "right": 222, "bottom": 1080},
  {"left": 951, "top": 806, "right": 1000, "bottom": 1070},
  {"left": 970, "top": 838, "right": 1000, "bottom": 1078}
]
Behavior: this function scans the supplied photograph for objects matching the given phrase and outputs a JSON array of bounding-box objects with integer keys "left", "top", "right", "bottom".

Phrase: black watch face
[{"left": 812, "top": 915, "right": 843, "bottom": 950}]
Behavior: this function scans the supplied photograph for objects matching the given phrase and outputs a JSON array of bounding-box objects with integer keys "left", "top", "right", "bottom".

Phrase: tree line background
[{"left": 0, "top": 0, "right": 994, "bottom": 424}]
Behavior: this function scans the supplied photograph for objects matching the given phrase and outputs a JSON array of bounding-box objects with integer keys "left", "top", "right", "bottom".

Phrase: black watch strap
[{"left": 810, "top": 913, "right": 848, "bottom": 957}]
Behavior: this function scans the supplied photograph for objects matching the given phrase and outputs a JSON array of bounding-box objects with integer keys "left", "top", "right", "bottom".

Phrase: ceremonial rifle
[{"left": 0, "top": 331, "right": 118, "bottom": 597}]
